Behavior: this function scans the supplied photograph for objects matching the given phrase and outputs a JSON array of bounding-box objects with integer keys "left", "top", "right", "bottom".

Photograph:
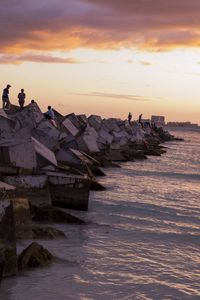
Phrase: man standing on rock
[
  {"left": 18, "top": 88, "right": 26, "bottom": 108},
  {"left": 2, "top": 84, "right": 11, "bottom": 110}
]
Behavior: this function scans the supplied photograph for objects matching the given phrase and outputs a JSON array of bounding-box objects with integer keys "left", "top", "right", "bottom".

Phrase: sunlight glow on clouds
[{"left": 0, "top": 0, "right": 199, "bottom": 123}]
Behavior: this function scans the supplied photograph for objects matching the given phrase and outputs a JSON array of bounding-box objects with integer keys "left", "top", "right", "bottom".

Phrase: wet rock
[
  {"left": 32, "top": 226, "right": 65, "bottom": 239},
  {"left": 3, "top": 175, "right": 51, "bottom": 207},
  {"left": 47, "top": 172, "right": 90, "bottom": 211},
  {"left": 13, "top": 198, "right": 32, "bottom": 239},
  {"left": 31, "top": 205, "right": 85, "bottom": 224},
  {"left": 18, "top": 242, "right": 53, "bottom": 270},
  {"left": 90, "top": 179, "right": 106, "bottom": 191},
  {"left": 0, "top": 198, "right": 17, "bottom": 277}
]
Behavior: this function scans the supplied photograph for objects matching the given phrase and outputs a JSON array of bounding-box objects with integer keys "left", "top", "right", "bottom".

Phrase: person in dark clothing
[
  {"left": 138, "top": 113, "right": 144, "bottom": 129},
  {"left": 18, "top": 89, "right": 26, "bottom": 108},
  {"left": 2, "top": 84, "right": 11, "bottom": 109},
  {"left": 128, "top": 112, "right": 132, "bottom": 124}
]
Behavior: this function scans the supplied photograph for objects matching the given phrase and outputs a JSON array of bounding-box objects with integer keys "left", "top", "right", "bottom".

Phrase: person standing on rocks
[
  {"left": 2, "top": 84, "right": 11, "bottom": 110},
  {"left": 128, "top": 112, "right": 132, "bottom": 124},
  {"left": 18, "top": 89, "right": 26, "bottom": 108}
]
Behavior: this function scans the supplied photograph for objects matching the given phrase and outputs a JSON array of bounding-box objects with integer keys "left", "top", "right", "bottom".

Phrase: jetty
[{"left": 0, "top": 102, "right": 179, "bottom": 282}]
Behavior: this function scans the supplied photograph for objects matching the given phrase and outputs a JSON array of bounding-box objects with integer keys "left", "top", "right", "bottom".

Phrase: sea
[{"left": 0, "top": 128, "right": 199, "bottom": 300}]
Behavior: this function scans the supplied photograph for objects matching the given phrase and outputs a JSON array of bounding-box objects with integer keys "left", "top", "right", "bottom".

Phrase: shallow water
[{"left": 1, "top": 128, "right": 200, "bottom": 300}]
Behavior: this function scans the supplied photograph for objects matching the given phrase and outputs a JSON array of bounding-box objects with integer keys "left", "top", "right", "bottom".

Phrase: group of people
[
  {"left": 2, "top": 84, "right": 26, "bottom": 109},
  {"left": 2, "top": 84, "right": 57, "bottom": 127}
]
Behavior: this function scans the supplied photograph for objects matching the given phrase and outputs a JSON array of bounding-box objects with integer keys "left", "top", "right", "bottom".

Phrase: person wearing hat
[
  {"left": 2, "top": 84, "right": 11, "bottom": 110},
  {"left": 18, "top": 88, "right": 26, "bottom": 108}
]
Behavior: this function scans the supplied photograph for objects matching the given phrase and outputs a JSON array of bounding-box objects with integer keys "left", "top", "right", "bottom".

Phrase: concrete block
[
  {"left": 65, "top": 113, "right": 82, "bottom": 130},
  {"left": 32, "top": 120, "right": 60, "bottom": 150},
  {"left": 14, "top": 103, "right": 44, "bottom": 131},
  {"left": 98, "top": 129, "right": 113, "bottom": 144},
  {"left": 62, "top": 118, "right": 79, "bottom": 136},
  {"left": 3, "top": 175, "right": 51, "bottom": 207},
  {"left": 47, "top": 172, "right": 90, "bottom": 210},
  {"left": 32, "top": 137, "right": 58, "bottom": 167},
  {"left": 88, "top": 115, "right": 102, "bottom": 131},
  {"left": 0, "top": 138, "right": 37, "bottom": 169}
]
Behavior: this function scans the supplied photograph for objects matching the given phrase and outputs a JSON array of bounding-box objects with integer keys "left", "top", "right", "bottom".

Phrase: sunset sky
[{"left": 0, "top": 0, "right": 200, "bottom": 124}]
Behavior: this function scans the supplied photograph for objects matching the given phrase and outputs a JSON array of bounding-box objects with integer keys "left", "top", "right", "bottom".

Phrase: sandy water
[{"left": 0, "top": 128, "right": 200, "bottom": 300}]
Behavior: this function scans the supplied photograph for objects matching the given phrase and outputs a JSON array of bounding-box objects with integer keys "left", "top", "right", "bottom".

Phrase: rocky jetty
[{"left": 0, "top": 103, "right": 179, "bottom": 283}]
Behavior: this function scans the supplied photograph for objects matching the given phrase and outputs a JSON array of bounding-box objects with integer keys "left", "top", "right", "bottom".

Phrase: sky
[{"left": 0, "top": 0, "right": 200, "bottom": 124}]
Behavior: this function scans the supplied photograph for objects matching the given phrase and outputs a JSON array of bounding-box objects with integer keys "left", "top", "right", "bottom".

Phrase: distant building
[
  {"left": 166, "top": 121, "right": 199, "bottom": 128},
  {"left": 151, "top": 115, "right": 165, "bottom": 127}
]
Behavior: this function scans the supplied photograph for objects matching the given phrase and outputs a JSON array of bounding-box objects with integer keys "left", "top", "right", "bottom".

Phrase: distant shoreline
[{"left": 165, "top": 126, "right": 200, "bottom": 132}]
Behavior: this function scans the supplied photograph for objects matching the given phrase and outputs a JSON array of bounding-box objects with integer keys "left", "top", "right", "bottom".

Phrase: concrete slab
[{"left": 62, "top": 118, "right": 79, "bottom": 136}]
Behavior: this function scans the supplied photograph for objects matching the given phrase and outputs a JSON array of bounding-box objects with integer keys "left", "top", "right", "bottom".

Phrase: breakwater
[{"left": 0, "top": 102, "right": 180, "bottom": 283}]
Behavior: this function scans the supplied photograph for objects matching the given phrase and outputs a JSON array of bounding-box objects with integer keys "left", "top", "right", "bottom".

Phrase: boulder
[{"left": 18, "top": 242, "right": 53, "bottom": 270}]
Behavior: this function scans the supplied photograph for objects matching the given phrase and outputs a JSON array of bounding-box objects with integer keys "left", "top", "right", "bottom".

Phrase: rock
[
  {"left": 32, "top": 226, "right": 65, "bottom": 239},
  {"left": 31, "top": 205, "right": 85, "bottom": 224},
  {"left": 90, "top": 179, "right": 106, "bottom": 191},
  {"left": 47, "top": 171, "right": 90, "bottom": 211},
  {"left": 0, "top": 198, "right": 17, "bottom": 277},
  {"left": 18, "top": 242, "right": 53, "bottom": 270},
  {"left": 3, "top": 175, "right": 51, "bottom": 207},
  {"left": 88, "top": 115, "right": 102, "bottom": 131},
  {"left": 62, "top": 118, "right": 79, "bottom": 136},
  {"left": 12, "top": 198, "right": 32, "bottom": 239},
  {"left": 31, "top": 120, "right": 60, "bottom": 150},
  {"left": 0, "top": 138, "right": 37, "bottom": 169},
  {"left": 31, "top": 137, "right": 58, "bottom": 167},
  {"left": 12, "top": 102, "right": 44, "bottom": 132}
]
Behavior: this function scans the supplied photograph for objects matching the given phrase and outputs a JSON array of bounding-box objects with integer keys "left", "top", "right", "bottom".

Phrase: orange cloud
[{"left": 1, "top": 0, "right": 200, "bottom": 59}]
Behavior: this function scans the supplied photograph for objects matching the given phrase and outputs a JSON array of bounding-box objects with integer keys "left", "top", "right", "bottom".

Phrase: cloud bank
[{"left": 1, "top": 0, "right": 200, "bottom": 61}]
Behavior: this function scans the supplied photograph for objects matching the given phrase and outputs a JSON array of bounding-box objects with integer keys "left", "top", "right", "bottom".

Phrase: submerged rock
[
  {"left": 18, "top": 242, "right": 53, "bottom": 270},
  {"left": 31, "top": 205, "right": 85, "bottom": 224},
  {"left": 32, "top": 226, "right": 65, "bottom": 239}
]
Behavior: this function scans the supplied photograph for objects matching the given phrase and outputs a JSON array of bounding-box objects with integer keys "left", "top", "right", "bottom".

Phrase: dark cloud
[
  {"left": 72, "top": 91, "right": 152, "bottom": 101},
  {"left": 0, "top": 0, "right": 200, "bottom": 58}
]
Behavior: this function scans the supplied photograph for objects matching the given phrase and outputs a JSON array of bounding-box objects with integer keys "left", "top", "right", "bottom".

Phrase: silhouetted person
[
  {"left": 44, "top": 105, "right": 57, "bottom": 127},
  {"left": 138, "top": 113, "right": 144, "bottom": 129},
  {"left": 18, "top": 88, "right": 26, "bottom": 108},
  {"left": 31, "top": 99, "right": 35, "bottom": 103},
  {"left": 128, "top": 112, "right": 132, "bottom": 124},
  {"left": 2, "top": 84, "right": 11, "bottom": 110}
]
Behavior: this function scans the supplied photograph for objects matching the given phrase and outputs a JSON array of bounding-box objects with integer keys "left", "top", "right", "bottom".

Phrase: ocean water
[{"left": 0, "top": 128, "right": 200, "bottom": 300}]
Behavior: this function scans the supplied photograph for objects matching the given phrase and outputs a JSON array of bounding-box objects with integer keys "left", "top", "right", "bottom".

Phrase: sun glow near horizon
[{"left": 1, "top": 48, "right": 199, "bottom": 123}]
